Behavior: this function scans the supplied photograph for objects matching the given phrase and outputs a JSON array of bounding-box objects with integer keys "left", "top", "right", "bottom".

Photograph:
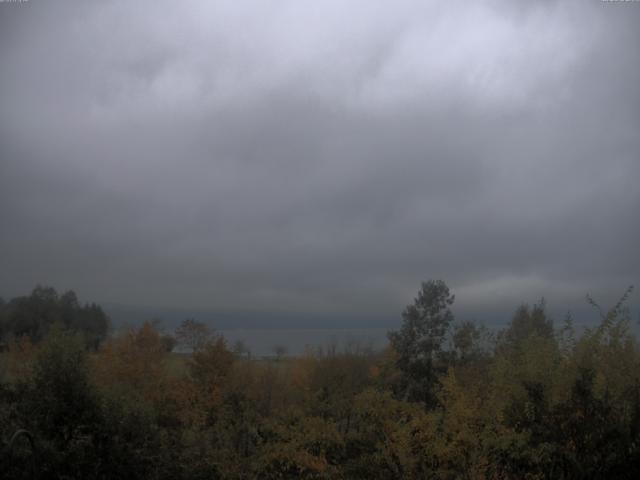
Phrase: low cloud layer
[{"left": 1, "top": 0, "right": 638, "bottom": 325}]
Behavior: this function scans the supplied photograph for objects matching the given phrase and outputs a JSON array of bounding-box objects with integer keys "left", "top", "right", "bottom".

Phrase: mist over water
[
  {"left": 102, "top": 300, "right": 639, "bottom": 356},
  {"left": 220, "top": 328, "right": 390, "bottom": 357}
]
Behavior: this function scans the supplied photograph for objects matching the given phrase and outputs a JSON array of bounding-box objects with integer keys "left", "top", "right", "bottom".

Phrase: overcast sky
[{"left": 1, "top": 0, "right": 638, "bottom": 326}]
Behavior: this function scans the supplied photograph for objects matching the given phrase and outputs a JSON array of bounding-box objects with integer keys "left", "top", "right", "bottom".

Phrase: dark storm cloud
[{"left": 1, "top": 0, "right": 638, "bottom": 324}]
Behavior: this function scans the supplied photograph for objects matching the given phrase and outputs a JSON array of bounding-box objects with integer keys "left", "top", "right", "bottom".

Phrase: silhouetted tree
[
  {"left": 502, "top": 299, "right": 553, "bottom": 348},
  {"left": 175, "top": 318, "right": 213, "bottom": 352},
  {"left": 233, "top": 339, "right": 250, "bottom": 358},
  {"left": 451, "top": 320, "right": 486, "bottom": 363},
  {"left": 0, "top": 286, "right": 109, "bottom": 348},
  {"left": 273, "top": 345, "right": 287, "bottom": 360},
  {"left": 19, "top": 328, "right": 102, "bottom": 477},
  {"left": 388, "top": 279, "right": 455, "bottom": 406}
]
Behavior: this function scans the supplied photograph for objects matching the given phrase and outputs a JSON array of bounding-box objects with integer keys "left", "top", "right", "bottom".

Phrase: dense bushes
[{"left": 1, "top": 283, "right": 639, "bottom": 479}]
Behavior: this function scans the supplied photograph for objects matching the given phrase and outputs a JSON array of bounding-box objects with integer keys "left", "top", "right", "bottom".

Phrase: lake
[{"left": 219, "top": 328, "right": 390, "bottom": 357}]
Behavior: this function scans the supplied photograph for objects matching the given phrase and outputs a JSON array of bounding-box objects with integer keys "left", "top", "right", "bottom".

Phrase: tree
[
  {"left": 92, "top": 321, "right": 169, "bottom": 408},
  {"left": 501, "top": 299, "right": 553, "bottom": 348},
  {"left": 27, "top": 328, "right": 98, "bottom": 443},
  {"left": 451, "top": 320, "right": 485, "bottom": 363},
  {"left": 233, "top": 339, "right": 251, "bottom": 358},
  {"left": 161, "top": 334, "right": 178, "bottom": 352},
  {"left": 189, "top": 336, "right": 235, "bottom": 387},
  {"left": 273, "top": 345, "right": 288, "bottom": 361},
  {"left": 188, "top": 335, "right": 235, "bottom": 424},
  {"left": 175, "top": 318, "right": 213, "bottom": 352},
  {"left": 4, "top": 286, "right": 61, "bottom": 341},
  {"left": 19, "top": 327, "right": 102, "bottom": 478},
  {"left": 0, "top": 286, "right": 109, "bottom": 348},
  {"left": 388, "top": 279, "right": 455, "bottom": 407}
]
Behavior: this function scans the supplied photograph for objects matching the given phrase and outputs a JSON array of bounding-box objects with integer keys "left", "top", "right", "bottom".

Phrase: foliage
[
  {"left": 388, "top": 279, "right": 455, "bottom": 406},
  {"left": 1, "top": 282, "right": 639, "bottom": 479},
  {"left": 175, "top": 318, "right": 214, "bottom": 353},
  {"left": 0, "top": 286, "right": 109, "bottom": 348},
  {"left": 4, "top": 328, "right": 103, "bottom": 478}
]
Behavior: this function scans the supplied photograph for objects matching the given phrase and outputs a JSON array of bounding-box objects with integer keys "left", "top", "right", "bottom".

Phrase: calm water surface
[{"left": 219, "top": 328, "right": 390, "bottom": 357}]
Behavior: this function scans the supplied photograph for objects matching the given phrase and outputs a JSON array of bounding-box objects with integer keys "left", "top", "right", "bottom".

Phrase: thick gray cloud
[{"left": 1, "top": 0, "right": 639, "bottom": 325}]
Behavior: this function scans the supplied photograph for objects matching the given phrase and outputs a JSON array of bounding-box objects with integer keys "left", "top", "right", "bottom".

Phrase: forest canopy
[
  {"left": 1, "top": 282, "right": 639, "bottom": 479},
  {"left": 0, "top": 286, "right": 109, "bottom": 349}
]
